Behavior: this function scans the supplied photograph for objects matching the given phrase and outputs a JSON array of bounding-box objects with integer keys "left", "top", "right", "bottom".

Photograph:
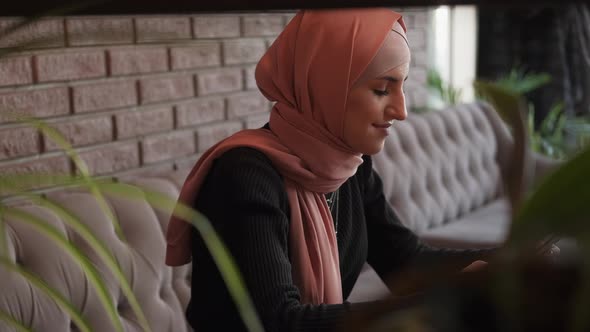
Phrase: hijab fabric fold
[{"left": 165, "top": 8, "right": 406, "bottom": 305}]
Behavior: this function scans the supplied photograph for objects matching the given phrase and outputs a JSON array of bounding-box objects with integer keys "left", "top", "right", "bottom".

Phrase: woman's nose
[{"left": 385, "top": 95, "right": 407, "bottom": 121}]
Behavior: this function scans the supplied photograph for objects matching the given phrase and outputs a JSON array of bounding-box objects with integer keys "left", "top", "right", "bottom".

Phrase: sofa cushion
[
  {"left": 419, "top": 198, "right": 510, "bottom": 248},
  {"left": 0, "top": 184, "right": 190, "bottom": 332},
  {"left": 373, "top": 102, "right": 504, "bottom": 233}
]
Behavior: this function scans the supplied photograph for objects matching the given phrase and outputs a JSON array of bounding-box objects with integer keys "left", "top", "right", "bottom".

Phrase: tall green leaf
[
  {"left": 0, "top": 257, "right": 91, "bottom": 332},
  {"left": 23, "top": 117, "right": 126, "bottom": 241},
  {"left": 494, "top": 68, "right": 551, "bottom": 94},
  {"left": 0, "top": 308, "right": 33, "bottom": 332},
  {"left": 507, "top": 145, "right": 590, "bottom": 242},
  {"left": 95, "top": 181, "right": 265, "bottom": 332},
  {"left": 474, "top": 81, "right": 529, "bottom": 217},
  {"left": 0, "top": 206, "right": 6, "bottom": 259},
  {"left": 2, "top": 207, "right": 125, "bottom": 332},
  {"left": 0, "top": 179, "right": 151, "bottom": 332}
]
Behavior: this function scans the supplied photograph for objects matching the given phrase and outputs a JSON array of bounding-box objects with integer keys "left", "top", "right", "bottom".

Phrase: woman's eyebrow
[{"left": 377, "top": 75, "right": 409, "bottom": 82}]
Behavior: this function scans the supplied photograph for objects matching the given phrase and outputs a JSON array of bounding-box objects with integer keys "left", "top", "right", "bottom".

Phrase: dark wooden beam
[{"left": 2, "top": 0, "right": 579, "bottom": 16}]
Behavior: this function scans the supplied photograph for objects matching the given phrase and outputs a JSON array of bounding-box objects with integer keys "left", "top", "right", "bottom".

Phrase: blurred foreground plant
[
  {"left": 344, "top": 80, "right": 590, "bottom": 332},
  {"left": 0, "top": 13, "right": 263, "bottom": 332}
]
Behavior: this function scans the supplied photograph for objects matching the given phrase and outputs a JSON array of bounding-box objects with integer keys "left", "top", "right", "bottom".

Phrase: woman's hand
[
  {"left": 461, "top": 260, "right": 488, "bottom": 273},
  {"left": 540, "top": 244, "right": 560, "bottom": 258}
]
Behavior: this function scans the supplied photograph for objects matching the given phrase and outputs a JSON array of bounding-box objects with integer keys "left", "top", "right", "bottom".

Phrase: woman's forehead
[{"left": 354, "top": 27, "right": 411, "bottom": 86}]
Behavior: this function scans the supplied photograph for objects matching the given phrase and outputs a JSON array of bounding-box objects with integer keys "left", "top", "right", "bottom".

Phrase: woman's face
[{"left": 342, "top": 62, "right": 410, "bottom": 155}]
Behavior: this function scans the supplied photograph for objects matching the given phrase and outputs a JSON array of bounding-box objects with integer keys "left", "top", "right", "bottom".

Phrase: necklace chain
[{"left": 326, "top": 190, "right": 339, "bottom": 236}]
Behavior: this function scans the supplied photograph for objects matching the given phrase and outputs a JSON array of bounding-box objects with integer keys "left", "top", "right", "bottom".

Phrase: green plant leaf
[
  {"left": 94, "top": 181, "right": 265, "bottom": 332},
  {"left": 22, "top": 117, "right": 126, "bottom": 242},
  {"left": 36, "top": 195, "right": 151, "bottom": 332},
  {"left": 0, "top": 257, "right": 91, "bottom": 332},
  {"left": 0, "top": 308, "right": 33, "bottom": 332},
  {"left": 495, "top": 68, "right": 551, "bottom": 94},
  {"left": 0, "top": 176, "right": 151, "bottom": 332},
  {"left": 2, "top": 207, "right": 125, "bottom": 332},
  {"left": 507, "top": 144, "right": 590, "bottom": 243},
  {"left": 474, "top": 80, "right": 529, "bottom": 217},
  {"left": 0, "top": 207, "right": 6, "bottom": 259}
]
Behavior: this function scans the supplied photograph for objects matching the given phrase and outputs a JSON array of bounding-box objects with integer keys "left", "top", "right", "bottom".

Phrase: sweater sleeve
[
  {"left": 361, "top": 155, "right": 497, "bottom": 284},
  {"left": 187, "top": 147, "right": 352, "bottom": 332}
]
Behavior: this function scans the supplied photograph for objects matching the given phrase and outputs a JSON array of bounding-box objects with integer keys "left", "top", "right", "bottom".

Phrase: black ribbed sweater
[{"left": 186, "top": 147, "right": 494, "bottom": 332}]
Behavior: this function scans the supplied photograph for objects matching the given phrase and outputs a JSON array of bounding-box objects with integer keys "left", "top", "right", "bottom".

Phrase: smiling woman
[
  {"left": 164, "top": 8, "right": 496, "bottom": 332},
  {"left": 342, "top": 20, "right": 411, "bottom": 155}
]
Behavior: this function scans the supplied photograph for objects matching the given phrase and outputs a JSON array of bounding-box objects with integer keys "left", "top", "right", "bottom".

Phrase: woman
[{"left": 165, "top": 8, "right": 494, "bottom": 331}]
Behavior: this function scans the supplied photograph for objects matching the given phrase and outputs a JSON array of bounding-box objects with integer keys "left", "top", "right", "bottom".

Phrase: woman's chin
[{"left": 361, "top": 142, "right": 386, "bottom": 156}]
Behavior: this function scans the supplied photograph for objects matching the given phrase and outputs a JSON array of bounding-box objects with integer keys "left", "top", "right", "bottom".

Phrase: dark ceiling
[{"left": 3, "top": 0, "right": 577, "bottom": 16}]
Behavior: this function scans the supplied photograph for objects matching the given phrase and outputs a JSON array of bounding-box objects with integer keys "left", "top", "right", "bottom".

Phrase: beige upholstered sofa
[
  {"left": 0, "top": 102, "right": 557, "bottom": 330},
  {"left": 373, "top": 101, "right": 558, "bottom": 248}
]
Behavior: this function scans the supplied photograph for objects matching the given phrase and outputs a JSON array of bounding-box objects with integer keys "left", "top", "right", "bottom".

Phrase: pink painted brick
[
  {"left": 78, "top": 141, "right": 139, "bottom": 175},
  {"left": 35, "top": 50, "right": 106, "bottom": 83},
  {"left": 265, "top": 37, "right": 277, "bottom": 49},
  {"left": 0, "top": 155, "right": 70, "bottom": 178},
  {"left": 242, "top": 15, "right": 284, "bottom": 37},
  {"left": 226, "top": 91, "right": 269, "bottom": 119},
  {"left": 66, "top": 17, "right": 133, "bottom": 46},
  {"left": 73, "top": 80, "right": 137, "bottom": 113},
  {"left": 115, "top": 106, "right": 174, "bottom": 139},
  {"left": 196, "top": 68, "right": 242, "bottom": 96},
  {"left": 139, "top": 75, "right": 194, "bottom": 104},
  {"left": 108, "top": 46, "right": 168, "bottom": 76},
  {"left": 193, "top": 16, "right": 240, "bottom": 38},
  {"left": 244, "top": 112, "right": 270, "bottom": 129},
  {"left": 0, "top": 56, "right": 33, "bottom": 87},
  {"left": 0, "top": 18, "right": 65, "bottom": 49},
  {"left": 174, "top": 153, "right": 201, "bottom": 171},
  {"left": 170, "top": 43, "right": 221, "bottom": 70},
  {"left": 44, "top": 116, "right": 113, "bottom": 151},
  {"left": 196, "top": 122, "right": 242, "bottom": 152},
  {"left": 407, "top": 29, "right": 426, "bottom": 50},
  {"left": 283, "top": 14, "right": 296, "bottom": 27},
  {"left": 176, "top": 97, "right": 225, "bottom": 127},
  {"left": 0, "top": 126, "right": 39, "bottom": 159},
  {"left": 411, "top": 50, "right": 428, "bottom": 68},
  {"left": 141, "top": 130, "right": 196, "bottom": 164},
  {"left": 223, "top": 39, "right": 266, "bottom": 65},
  {"left": 135, "top": 17, "right": 191, "bottom": 42},
  {"left": 116, "top": 162, "right": 175, "bottom": 181},
  {"left": 244, "top": 66, "right": 257, "bottom": 90},
  {"left": 0, "top": 87, "right": 70, "bottom": 122}
]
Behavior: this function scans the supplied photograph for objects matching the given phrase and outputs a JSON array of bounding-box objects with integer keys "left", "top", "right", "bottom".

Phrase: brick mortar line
[
  {"left": 0, "top": 149, "right": 69, "bottom": 165},
  {"left": 0, "top": 64, "right": 258, "bottom": 93},
  {"left": 0, "top": 92, "right": 258, "bottom": 128}
]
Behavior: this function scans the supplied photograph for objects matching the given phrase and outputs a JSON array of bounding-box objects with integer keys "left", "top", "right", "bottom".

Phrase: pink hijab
[{"left": 165, "top": 8, "right": 407, "bottom": 305}]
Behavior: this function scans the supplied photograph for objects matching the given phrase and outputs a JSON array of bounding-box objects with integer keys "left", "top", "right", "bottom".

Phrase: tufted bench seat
[
  {"left": 0, "top": 101, "right": 558, "bottom": 329},
  {"left": 372, "top": 101, "right": 558, "bottom": 248},
  {"left": 347, "top": 102, "right": 560, "bottom": 303},
  {"left": 0, "top": 171, "right": 193, "bottom": 332}
]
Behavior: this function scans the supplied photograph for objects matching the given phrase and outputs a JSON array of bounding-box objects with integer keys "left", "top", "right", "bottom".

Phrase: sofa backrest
[
  {"left": 372, "top": 102, "right": 509, "bottom": 233},
  {"left": 0, "top": 170, "right": 192, "bottom": 332}
]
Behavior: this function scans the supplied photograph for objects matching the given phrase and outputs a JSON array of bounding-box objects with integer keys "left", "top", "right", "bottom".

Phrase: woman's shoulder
[{"left": 208, "top": 146, "right": 285, "bottom": 187}]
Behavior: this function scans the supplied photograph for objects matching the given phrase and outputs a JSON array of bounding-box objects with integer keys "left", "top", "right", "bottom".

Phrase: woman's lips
[
  {"left": 372, "top": 122, "right": 392, "bottom": 136},
  {"left": 372, "top": 122, "right": 392, "bottom": 129}
]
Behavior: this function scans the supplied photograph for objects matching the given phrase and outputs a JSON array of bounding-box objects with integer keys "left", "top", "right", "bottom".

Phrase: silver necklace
[{"left": 326, "top": 189, "right": 339, "bottom": 236}]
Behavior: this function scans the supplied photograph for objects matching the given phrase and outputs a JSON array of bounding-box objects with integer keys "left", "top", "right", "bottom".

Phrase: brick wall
[{"left": 0, "top": 10, "right": 430, "bottom": 184}]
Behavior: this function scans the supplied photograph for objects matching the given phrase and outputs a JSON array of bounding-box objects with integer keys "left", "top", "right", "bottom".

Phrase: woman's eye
[{"left": 373, "top": 89, "right": 389, "bottom": 96}]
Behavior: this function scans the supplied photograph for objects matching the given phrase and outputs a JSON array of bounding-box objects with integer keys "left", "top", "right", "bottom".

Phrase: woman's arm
[{"left": 361, "top": 156, "right": 496, "bottom": 283}]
